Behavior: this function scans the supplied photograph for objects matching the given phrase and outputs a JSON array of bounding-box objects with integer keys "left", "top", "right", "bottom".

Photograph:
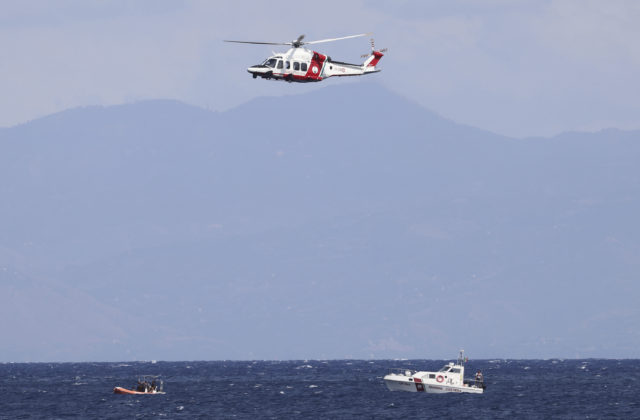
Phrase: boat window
[
  {"left": 301, "top": 62, "right": 308, "bottom": 72},
  {"left": 277, "top": 60, "right": 283, "bottom": 69},
  {"left": 451, "top": 368, "right": 460, "bottom": 373},
  {"left": 264, "top": 58, "right": 277, "bottom": 68},
  {"left": 429, "top": 374, "right": 435, "bottom": 379},
  {"left": 294, "top": 62, "right": 300, "bottom": 71}
]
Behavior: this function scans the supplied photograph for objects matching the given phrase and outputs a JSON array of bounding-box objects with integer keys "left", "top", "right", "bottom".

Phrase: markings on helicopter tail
[{"left": 367, "top": 51, "right": 384, "bottom": 67}]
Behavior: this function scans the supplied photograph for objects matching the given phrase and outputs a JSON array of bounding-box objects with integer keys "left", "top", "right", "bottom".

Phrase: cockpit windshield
[{"left": 263, "top": 58, "right": 278, "bottom": 68}]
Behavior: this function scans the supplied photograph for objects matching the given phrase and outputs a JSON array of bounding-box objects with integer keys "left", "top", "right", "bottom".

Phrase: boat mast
[{"left": 458, "top": 349, "right": 465, "bottom": 366}]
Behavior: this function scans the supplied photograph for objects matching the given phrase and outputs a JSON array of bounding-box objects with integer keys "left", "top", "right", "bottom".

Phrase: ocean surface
[{"left": 1, "top": 359, "right": 639, "bottom": 419}]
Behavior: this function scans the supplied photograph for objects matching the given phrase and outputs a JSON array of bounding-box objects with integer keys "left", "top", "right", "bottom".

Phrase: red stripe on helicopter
[
  {"left": 304, "top": 51, "right": 327, "bottom": 80},
  {"left": 367, "top": 51, "right": 384, "bottom": 67}
]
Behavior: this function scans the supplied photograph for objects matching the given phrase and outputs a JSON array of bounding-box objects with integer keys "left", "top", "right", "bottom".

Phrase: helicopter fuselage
[{"left": 247, "top": 47, "right": 382, "bottom": 82}]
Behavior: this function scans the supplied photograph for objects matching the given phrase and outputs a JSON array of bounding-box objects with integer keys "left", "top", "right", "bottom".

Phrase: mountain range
[{"left": 1, "top": 82, "right": 639, "bottom": 361}]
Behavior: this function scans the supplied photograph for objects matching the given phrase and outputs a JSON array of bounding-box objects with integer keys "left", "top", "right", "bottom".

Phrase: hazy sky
[{"left": 2, "top": 0, "right": 639, "bottom": 137}]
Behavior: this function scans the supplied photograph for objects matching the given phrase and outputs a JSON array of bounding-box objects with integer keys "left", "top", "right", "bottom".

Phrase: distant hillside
[{"left": 1, "top": 82, "right": 639, "bottom": 361}]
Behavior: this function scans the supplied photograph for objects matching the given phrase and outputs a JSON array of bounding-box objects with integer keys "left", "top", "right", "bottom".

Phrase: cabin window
[
  {"left": 301, "top": 63, "right": 308, "bottom": 72},
  {"left": 451, "top": 368, "right": 460, "bottom": 373},
  {"left": 277, "top": 60, "right": 283, "bottom": 69},
  {"left": 264, "top": 58, "right": 277, "bottom": 68},
  {"left": 293, "top": 62, "right": 300, "bottom": 71},
  {"left": 429, "top": 374, "right": 435, "bottom": 379},
  {"left": 285, "top": 61, "right": 290, "bottom": 69}
]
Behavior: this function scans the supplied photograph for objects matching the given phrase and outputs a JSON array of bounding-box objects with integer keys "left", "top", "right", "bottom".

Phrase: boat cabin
[{"left": 439, "top": 362, "right": 462, "bottom": 374}]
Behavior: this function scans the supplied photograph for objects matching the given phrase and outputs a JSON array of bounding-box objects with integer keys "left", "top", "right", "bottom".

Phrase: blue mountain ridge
[{"left": 1, "top": 82, "right": 639, "bottom": 361}]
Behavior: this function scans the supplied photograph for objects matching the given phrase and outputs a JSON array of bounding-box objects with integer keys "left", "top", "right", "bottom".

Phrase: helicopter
[{"left": 224, "top": 33, "right": 386, "bottom": 83}]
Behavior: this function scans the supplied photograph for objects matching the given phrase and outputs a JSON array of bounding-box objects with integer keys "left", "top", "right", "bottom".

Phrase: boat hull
[
  {"left": 384, "top": 374, "right": 483, "bottom": 394},
  {"left": 113, "top": 387, "right": 164, "bottom": 395},
  {"left": 384, "top": 376, "right": 421, "bottom": 392}
]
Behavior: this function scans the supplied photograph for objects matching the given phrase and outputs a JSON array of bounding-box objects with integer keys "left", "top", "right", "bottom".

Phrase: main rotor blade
[
  {"left": 304, "top": 33, "right": 372, "bottom": 45},
  {"left": 223, "top": 40, "right": 291, "bottom": 46}
]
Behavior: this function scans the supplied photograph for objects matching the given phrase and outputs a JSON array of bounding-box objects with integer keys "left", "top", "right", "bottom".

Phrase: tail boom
[{"left": 322, "top": 50, "right": 384, "bottom": 78}]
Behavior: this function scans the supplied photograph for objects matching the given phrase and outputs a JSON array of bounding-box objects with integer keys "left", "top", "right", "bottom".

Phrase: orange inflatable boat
[
  {"left": 113, "top": 386, "right": 164, "bottom": 395},
  {"left": 114, "top": 376, "right": 164, "bottom": 395}
]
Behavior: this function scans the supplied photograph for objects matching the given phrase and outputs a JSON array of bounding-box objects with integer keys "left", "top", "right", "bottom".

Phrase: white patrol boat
[{"left": 384, "top": 350, "right": 485, "bottom": 394}]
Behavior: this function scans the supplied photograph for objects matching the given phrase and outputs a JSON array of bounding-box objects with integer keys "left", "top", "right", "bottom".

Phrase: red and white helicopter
[{"left": 224, "top": 33, "right": 385, "bottom": 83}]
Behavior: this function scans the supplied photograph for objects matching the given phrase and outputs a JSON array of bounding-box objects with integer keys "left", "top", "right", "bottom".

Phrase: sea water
[{"left": 1, "top": 359, "right": 639, "bottom": 418}]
